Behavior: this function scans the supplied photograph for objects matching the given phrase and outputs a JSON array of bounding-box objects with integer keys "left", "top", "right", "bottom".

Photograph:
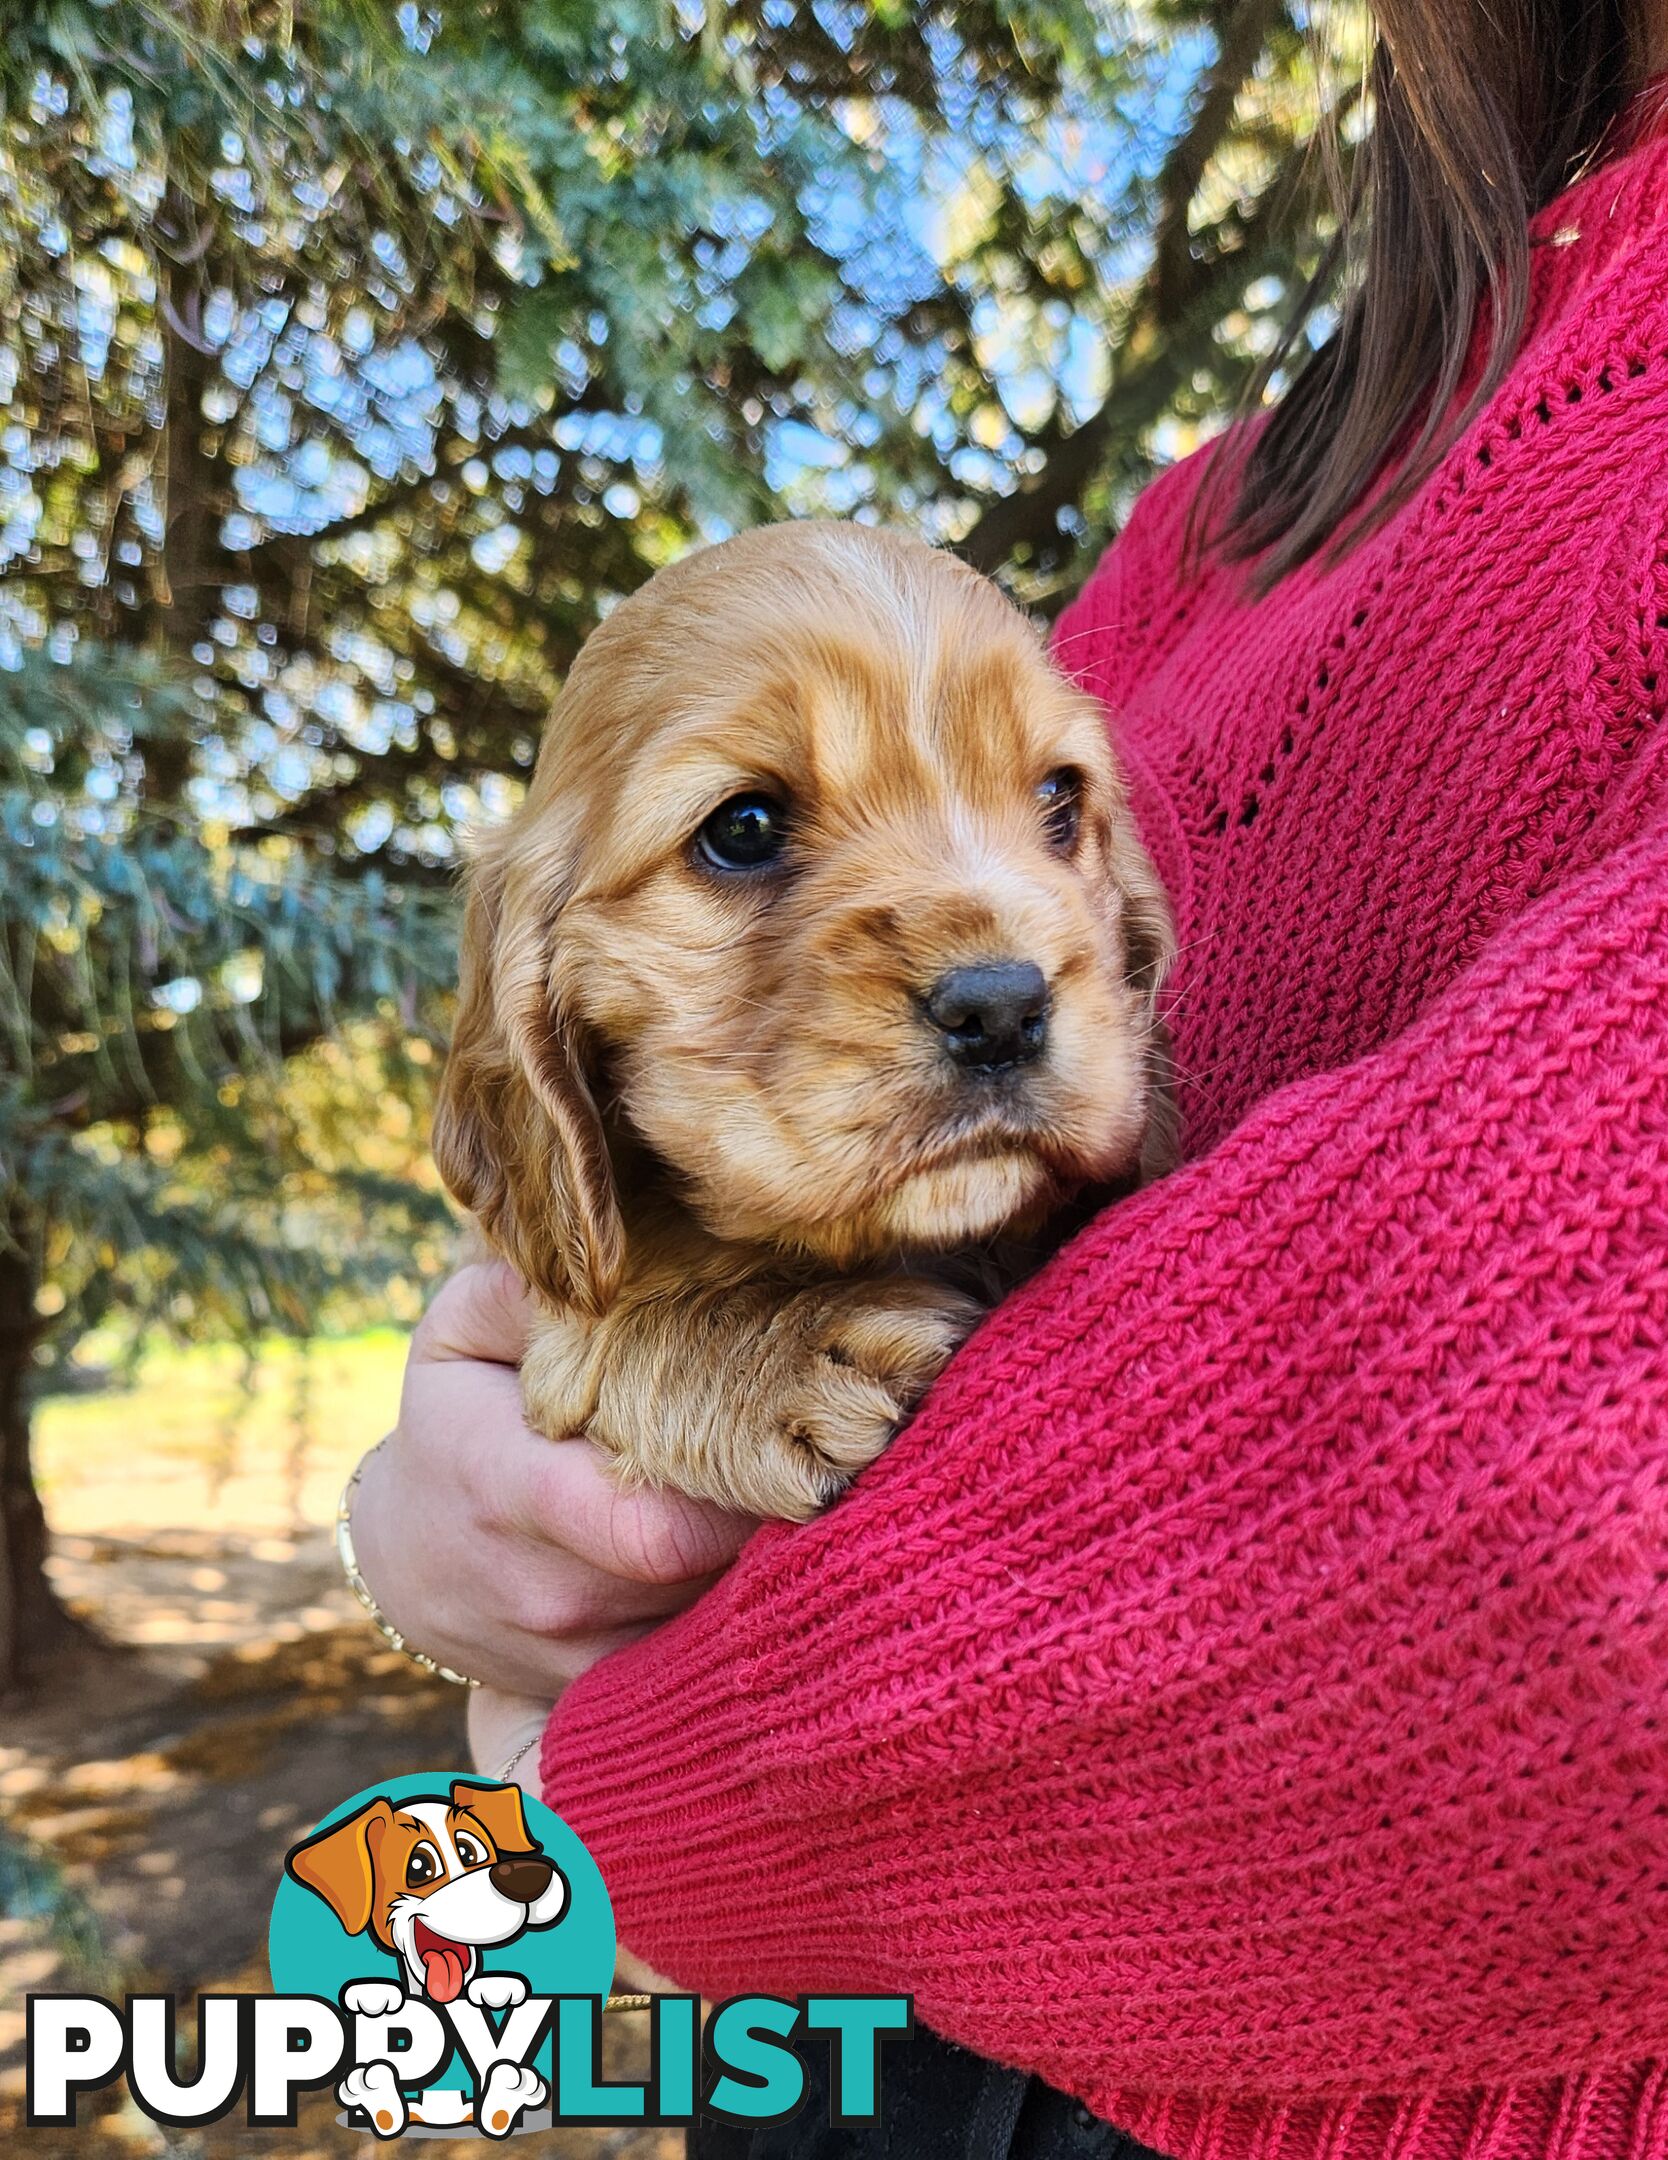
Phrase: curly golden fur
[{"left": 434, "top": 522, "right": 1173, "bottom": 1519}]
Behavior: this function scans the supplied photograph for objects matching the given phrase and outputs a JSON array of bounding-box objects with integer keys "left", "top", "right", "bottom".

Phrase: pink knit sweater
[{"left": 542, "top": 116, "right": 1668, "bottom": 2160}]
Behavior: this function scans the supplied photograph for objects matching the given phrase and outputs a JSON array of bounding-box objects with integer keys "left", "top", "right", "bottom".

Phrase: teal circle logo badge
[{"left": 269, "top": 1774, "right": 615, "bottom": 2138}]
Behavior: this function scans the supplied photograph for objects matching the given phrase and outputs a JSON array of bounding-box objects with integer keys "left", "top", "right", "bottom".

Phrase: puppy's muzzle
[
  {"left": 923, "top": 959, "right": 1050, "bottom": 1075},
  {"left": 489, "top": 1853, "right": 557, "bottom": 1903}
]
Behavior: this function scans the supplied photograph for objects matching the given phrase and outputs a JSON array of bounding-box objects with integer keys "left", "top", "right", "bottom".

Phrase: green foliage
[
  {"left": 0, "top": 1820, "right": 123, "bottom": 1994},
  {"left": 0, "top": 646, "right": 454, "bottom": 1367}
]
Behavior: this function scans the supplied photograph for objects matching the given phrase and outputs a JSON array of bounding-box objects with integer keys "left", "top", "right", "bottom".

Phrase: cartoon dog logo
[{"left": 285, "top": 1778, "right": 569, "bottom": 2135}]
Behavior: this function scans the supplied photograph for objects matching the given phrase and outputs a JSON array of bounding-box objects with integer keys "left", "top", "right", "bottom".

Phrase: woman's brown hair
[{"left": 1219, "top": 0, "right": 1648, "bottom": 587}]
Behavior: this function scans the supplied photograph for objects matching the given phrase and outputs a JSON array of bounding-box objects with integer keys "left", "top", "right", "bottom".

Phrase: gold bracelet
[{"left": 337, "top": 1438, "right": 480, "bottom": 1689}]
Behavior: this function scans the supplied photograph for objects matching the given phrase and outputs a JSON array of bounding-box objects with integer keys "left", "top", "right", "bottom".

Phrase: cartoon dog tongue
[{"left": 414, "top": 1921, "right": 470, "bottom": 2004}]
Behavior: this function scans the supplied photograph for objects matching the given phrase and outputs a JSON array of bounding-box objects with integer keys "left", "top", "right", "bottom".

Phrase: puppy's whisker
[
  {"left": 1040, "top": 621, "right": 1110, "bottom": 658},
  {"left": 1164, "top": 1062, "right": 1233, "bottom": 1125},
  {"left": 1163, "top": 925, "right": 1226, "bottom": 966}
]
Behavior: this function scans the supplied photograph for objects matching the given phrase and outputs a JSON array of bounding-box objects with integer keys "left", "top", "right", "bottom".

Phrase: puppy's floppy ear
[
  {"left": 450, "top": 1778, "right": 538, "bottom": 1857},
  {"left": 286, "top": 1797, "right": 394, "bottom": 1936},
  {"left": 1061, "top": 684, "right": 1175, "bottom": 1028},
  {"left": 433, "top": 845, "right": 624, "bottom": 1316},
  {"left": 1108, "top": 800, "right": 1176, "bottom": 1029},
  {"left": 1101, "top": 791, "right": 1179, "bottom": 1182}
]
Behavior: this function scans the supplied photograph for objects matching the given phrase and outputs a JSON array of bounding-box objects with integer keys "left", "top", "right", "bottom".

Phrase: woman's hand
[{"left": 349, "top": 1262, "right": 759, "bottom": 1699}]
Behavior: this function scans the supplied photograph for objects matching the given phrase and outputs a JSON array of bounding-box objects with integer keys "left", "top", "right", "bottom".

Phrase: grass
[{"left": 34, "top": 1330, "right": 412, "bottom": 1535}]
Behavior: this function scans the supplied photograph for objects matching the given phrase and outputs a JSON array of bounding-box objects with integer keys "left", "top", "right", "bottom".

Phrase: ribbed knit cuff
[
  {"left": 1107, "top": 2064, "right": 1668, "bottom": 2160},
  {"left": 538, "top": 1548, "right": 824, "bottom": 1984}
]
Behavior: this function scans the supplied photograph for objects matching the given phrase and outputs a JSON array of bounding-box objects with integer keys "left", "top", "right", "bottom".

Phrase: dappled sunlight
[{"left": 3, "top": 1340, "right": 678, "bottom": 2156}]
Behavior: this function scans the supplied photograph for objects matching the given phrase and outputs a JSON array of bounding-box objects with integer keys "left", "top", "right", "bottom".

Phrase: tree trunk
[
  {"left": 0, "top": 1236, "right": 71, "bottom": 1696},
  {"left": 158, "top": 312, "right": 221, "bottom": 660},
  {"left": 147, "top": 182, "right": 231, "bottom": 804}
]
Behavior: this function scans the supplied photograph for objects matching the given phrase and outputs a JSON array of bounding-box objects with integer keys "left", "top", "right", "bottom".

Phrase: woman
[{"left": 348, "top": 4, "right": 1668, "bottom": 2155}]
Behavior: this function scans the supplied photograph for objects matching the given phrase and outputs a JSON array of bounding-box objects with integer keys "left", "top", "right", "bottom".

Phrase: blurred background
[{"left": 0, "top": 0, "right": 1362, "bottom": 2149}]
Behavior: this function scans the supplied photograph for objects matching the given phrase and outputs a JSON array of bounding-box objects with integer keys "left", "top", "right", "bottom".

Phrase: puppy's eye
[
  {"left": 695, "top": 791, "right": 788, "bottom": 873},
  {"left": 1037, "top": 768, "right": 1082, "bottom": 853},
  {"left": 454, "top": 1833, "right": 488, "bottom": 1868},
  {"left": 405, "top": 1843, "right": 443, "bottom": 1888}
]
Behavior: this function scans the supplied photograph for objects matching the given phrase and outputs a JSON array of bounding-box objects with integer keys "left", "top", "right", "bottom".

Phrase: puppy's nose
[
  {"left": 489, "top": 1853, "right": 555, "bottom": 1902},
  {"left": 923, "top": 961, "right": 1049, "bottom": 1073}
]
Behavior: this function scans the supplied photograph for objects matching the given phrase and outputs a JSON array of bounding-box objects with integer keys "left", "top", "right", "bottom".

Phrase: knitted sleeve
[{"left": 539, "top": 763, "right": 1668, "bottom": 2112}]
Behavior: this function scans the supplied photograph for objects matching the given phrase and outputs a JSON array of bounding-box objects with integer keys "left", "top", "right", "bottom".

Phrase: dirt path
[{"left": 1, "top": 1344, "right": 678, "bottom": 2159}]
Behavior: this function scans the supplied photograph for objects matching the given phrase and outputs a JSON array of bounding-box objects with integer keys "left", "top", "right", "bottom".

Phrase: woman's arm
[{"left": 538, "top": 754, "right": 1668, "bottom": 2112}]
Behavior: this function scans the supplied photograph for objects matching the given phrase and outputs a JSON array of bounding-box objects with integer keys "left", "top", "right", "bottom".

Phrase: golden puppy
[{"left": 434, "top": 522, "right": 1173, "bottom": 1520}]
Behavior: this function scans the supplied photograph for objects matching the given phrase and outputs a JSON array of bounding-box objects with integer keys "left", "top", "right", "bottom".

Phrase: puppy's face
[{"left": 437, "top": 523, "right": 1171, "bottom": 1307}]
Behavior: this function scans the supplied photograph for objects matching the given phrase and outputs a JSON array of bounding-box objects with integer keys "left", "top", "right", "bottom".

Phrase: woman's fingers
[
  {"left": 407, "top": 1266, "right": 758, "bottom": 1578},
  {"left": 517, "top": 1434, "right": 760, "bottom": 1584},
  {"left": 410, "top": 1261, "right": 537, "bottom": 1368}
]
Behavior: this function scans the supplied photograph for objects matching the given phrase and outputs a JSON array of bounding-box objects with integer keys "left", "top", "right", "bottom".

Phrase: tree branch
[
  {"left": 1151, "top": 0, "right": 1289, "bottom": 322},
  {"left": 954, "top": 8, "right": 1349, "bottom": 577}
]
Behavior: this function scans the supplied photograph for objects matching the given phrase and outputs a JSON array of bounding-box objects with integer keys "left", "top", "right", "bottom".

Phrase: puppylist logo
[{"left": 25, "top": 1771, "right": 912, "bottom": 2138}]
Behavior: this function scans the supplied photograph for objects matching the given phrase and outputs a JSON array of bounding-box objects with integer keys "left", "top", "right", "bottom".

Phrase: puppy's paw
[
  {"left": 341, "top": 1979, "right": 407, "bottom": 2020},
  {"left": 466, "top": 1971, "right": 528, "bottom": 2011},
  {"left": 478, "top": 2061, "right": 546, "bottom": 2138},
  {"left": 763, "top": 1278, "right": 983, "bottom": 1520},
  {"left": 338, "top": 2061, "right": 406, "bottom": 2139}
]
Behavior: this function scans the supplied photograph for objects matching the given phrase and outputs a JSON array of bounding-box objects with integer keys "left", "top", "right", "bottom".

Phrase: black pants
[{"left": 689, "top": 2022, "right": 1167, "bottom": 2160}]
